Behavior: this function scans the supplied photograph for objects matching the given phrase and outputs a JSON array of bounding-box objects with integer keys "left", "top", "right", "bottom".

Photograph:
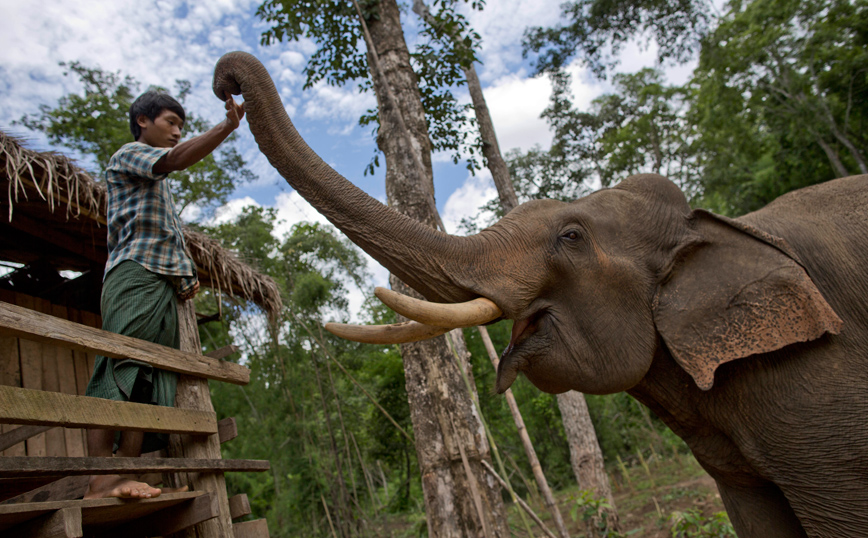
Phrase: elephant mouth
[{"left": 495, "top": 310, "right": 551, "bottom": 393}]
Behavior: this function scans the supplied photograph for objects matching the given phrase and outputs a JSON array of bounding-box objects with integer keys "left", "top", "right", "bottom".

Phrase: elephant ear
[{"left": 653, "top": 210, "right": 843, "bottom": 391}]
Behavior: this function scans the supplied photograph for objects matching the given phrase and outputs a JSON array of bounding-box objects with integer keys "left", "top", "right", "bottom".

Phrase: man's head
[{"left": 129, "top": 91, "right": 186, "bottom": 144}]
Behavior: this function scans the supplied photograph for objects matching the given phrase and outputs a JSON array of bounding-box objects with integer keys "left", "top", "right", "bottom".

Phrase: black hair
[{"left": 129, "top": 90, "right": 186, "bottom": 140}]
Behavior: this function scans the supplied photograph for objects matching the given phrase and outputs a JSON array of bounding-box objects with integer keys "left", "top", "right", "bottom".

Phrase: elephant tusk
[
  {"left": 324, "top": 320, "right": 451, "bottom": 344},
  {"left": 374, "top": 287, "right": 503, "bottom": 328}
]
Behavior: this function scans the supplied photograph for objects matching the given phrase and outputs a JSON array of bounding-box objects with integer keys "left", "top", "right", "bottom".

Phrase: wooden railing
[{"left": 0, "top": 298, "right": 270, "bottom": 537}]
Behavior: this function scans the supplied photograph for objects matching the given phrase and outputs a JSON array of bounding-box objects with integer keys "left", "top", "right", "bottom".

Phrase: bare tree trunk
[
  {"left": 412, "top": 4, "right": 615, "bottom": 532},
  {"left": 360, "top": 1, "right": 509, "bottom": 535},
  {"left": 558, "top": 391, "right": 619, "bottom": 531},
  {"left": 412, "top": 0, "right": 519, "bottom": 214}
]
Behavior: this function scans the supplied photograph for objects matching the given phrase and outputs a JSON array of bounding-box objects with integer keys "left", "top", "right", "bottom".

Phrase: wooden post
[{"left": 165, "top": 299, "right": 233, "bottom": 537}]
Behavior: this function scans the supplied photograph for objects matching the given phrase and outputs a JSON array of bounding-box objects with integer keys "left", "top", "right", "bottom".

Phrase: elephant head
[{"left": 214, "top": 52, "right": 842, "bottom": 395}]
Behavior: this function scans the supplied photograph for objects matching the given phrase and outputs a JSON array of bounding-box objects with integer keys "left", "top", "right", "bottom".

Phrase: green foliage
[
  {"left": 257, "top": 0, "right": 483, "bottom": 174},
  {"left": 523, "top": 0, "right": 713, "bottom": 77},
  {"left": 668, "top": 509, "right": 736, "bottom": 537},
  {"left": 689, "top": 0, "right": 868, "bottom": 215},
  {"left": 16, "top": 62, "right": 254, "bottom": 217},
  {"left": 570, "top": 490, "right": 623, "bottom": 537}
]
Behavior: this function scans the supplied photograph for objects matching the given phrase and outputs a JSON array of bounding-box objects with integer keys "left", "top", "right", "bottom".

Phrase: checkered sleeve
[{"left": 111, "top": 143, "right": 171, "bottom": 180}]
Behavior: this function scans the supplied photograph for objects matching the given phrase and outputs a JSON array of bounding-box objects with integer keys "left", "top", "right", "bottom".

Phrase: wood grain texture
[
  {"left": 0, "top": 457, "right": 270, "bottom": 478},
  {"left": 217, "top": 417, "right": 238, "bottom": 444},
  {"left": 0, "top": 301, "right": 249, "bottom": 385},
  {"left": 15, "top": 295, "right": 47, "bottom": 458},
  {"left": 0, "top": 491, "right": 202, "bottom": 532},
  {"left": 165, "top": 299, "right": 235, "bottom": 538},
  {"left": 0, "top": 385, "right": 217, "bottom": 435},
  {"left": 0, "top": 476, "right": 89, "bottom": 505},
  {"left": 7, "top": 506, "right": 83, "bottom": 537},
  {"left": 228, "top": 493, "right": 251, "bottom": 520},
  {"left": 233, "top": 518, "right": 270, "bottom": 538},
  {"left": 89, "top": 492, "right": 218, "bottom": 537}
]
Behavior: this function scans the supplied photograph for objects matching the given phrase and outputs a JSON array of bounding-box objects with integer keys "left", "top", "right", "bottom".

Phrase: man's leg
[{"left": 83, "top": 429, "right": 161, "bottom": 499}]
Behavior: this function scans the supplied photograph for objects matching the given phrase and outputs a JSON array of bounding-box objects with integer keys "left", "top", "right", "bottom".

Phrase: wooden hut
[{"left": 0, "top": 131, "right": 280, "bottom": 537}]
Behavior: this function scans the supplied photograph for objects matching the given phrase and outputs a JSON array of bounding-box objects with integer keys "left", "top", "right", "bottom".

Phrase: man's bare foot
[{"left": 84, "top": 475, "right": 162, "bottom": 499}]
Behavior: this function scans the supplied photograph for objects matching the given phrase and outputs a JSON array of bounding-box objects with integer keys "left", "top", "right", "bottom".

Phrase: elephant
[{"left": 214, "top": 51, "right": 868, "bottom": 537}]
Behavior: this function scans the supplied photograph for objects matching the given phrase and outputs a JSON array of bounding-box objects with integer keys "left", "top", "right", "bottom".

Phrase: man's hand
[{"left": 224, "top": 92, "right": 245, "bottom": 130}]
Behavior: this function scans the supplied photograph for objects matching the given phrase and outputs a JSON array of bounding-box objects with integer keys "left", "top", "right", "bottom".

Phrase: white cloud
[
  {"left": 210, "top": 196, "right": 261, "bottom": 225},
  {"left": 272, "top": 191, "right": 330, "bottom": 240},
  {"left": 441, "top": 171, "right": 498, "bottom": 234}
]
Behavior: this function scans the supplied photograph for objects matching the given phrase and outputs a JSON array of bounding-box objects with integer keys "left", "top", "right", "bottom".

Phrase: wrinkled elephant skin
[{"left": 214, "top": 51, "right": 868, "bottom": 537}]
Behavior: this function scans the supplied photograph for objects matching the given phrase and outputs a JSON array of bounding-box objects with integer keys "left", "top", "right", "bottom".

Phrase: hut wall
[{"left": 0, "top": 288, "right": 100, "bottom": 457}]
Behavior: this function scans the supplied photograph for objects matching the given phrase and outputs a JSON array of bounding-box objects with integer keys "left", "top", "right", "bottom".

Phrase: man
[{"left": 84, "top": 89, "right": 243, "bottom": 499}]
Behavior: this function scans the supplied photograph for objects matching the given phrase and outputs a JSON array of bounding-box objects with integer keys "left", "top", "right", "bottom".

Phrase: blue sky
[{"left": 0, "top": 0, "right": 696, "bottom": 315}]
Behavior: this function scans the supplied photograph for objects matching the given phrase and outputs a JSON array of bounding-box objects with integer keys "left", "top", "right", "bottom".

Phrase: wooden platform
[{"left": 0, "top": 490, "right": 217, "bottom": 537}]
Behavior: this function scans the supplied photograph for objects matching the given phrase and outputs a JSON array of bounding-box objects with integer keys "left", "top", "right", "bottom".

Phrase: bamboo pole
[
  {"left": 313, "top": 360, "right": 353, "bottom": 537},
  {"left": 478, "top": 326, "right": 572, "bottom": 538},
  {"left": 480, "top": 459, "right": 558, "bottom": 538}
]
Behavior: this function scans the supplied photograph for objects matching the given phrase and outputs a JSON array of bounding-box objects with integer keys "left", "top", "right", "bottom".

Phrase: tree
[
  {"left": 689, "top": 0, "right": 868, "bottom": 215},
  {"left": 17, "top": 62, "right": 254, "bottom": 217},
  {"left": 258, "top": 0, "right": 510, "bottom": 534},
  {"left": 523, "top": 0, "right": 714, "bottom": 77}
]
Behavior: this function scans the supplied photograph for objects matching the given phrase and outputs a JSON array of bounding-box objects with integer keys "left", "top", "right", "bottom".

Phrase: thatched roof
[{"left": 0, "top": 130, "right": 281, "bottom": 321}]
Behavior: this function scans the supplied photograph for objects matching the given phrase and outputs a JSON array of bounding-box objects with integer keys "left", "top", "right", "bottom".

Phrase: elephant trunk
[{"left": 213, "top": 51, "right": 481, "bottom": 304}]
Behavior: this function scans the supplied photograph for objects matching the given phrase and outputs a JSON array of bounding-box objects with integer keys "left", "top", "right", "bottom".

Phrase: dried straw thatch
[{"left": 0, "top": 130, "right": 281, "bottom": 321}]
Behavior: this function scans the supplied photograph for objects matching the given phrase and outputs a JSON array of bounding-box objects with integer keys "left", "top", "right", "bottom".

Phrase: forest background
[{"left": 4, "top": 0, "right": 867, "bottom": 536}]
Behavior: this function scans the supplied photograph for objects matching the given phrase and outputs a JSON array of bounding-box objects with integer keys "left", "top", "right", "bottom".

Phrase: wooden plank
[
  {"left": 0, "top": 425, "right": 53, "bottom": 452},
  {"left": 0, "top": 478, "right": 57, "bottom": 503},
  {"left": 233, "top": 518, "right": 270, "bottom": 538},
  {"left": 0, "top": 324, "right": 24, "bottom": 456},
  {"left": 0, "top": 301, "right": 250, "bottom": 385},
  {"left": 166, "top": 299, "right": 234, "bottom": 538},
  {"left": 53, "top": 305, "right": 86, "bottom": 458},
  {"left": 0, "top": 476, "right": 89, "bottom": 505},
  {"left": 8, "top": 506, "right": 83, "bottom": 538},
  {"left": 15, "top": 295, "right": 47, "bottom": 457},
  {"left": 205, "top": 344, "right": 239, "bottom": 360},
  {"left": 218, "top": 417, "right": 238, "bottom": 444},
  {"left": 70, "top": 309, "right": 92, "bottom": 456},
  {"left": 228, "top": 493, "right": 251, "bottom": 520},
  {"left": 0, "top": 385, "right": 217, "bottom": 435},
  {"left": 0, "top": 457, "right": 270, "bottom": 478},
  {"left": 40, "top": 300, "right": 67, "bottom": 458},
  {"left": 0, "top": 491, "right": 202, "bottom": 532},
  {"left": 93, "top": 492, "right": 218, "bottom": 537}
]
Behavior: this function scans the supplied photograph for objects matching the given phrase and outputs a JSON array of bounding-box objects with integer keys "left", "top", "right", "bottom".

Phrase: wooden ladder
[{"left": 0, "top": 300, "right": 271, "bottom": 537}]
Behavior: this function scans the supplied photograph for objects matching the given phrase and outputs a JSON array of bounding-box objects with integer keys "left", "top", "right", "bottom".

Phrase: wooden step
[
  {"left": 0, "top": 386, "right": 217, "bottom": 435},
  {"left": 0, "top": 491, "right": 215, "bottom": 536},
  {"left": 0, "top": 301, "right": 249, "bottom": 385},
  {"left": 0, "top": 456, "right": 270, "bottom": 479},
  {"left": 234, "top": 518, "right": 270, "bottom": 538}
]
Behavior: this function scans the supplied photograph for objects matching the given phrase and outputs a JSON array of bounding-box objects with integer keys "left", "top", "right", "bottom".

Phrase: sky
[{"left": 0, "top": 0, "right": 697, "bottom": 318}]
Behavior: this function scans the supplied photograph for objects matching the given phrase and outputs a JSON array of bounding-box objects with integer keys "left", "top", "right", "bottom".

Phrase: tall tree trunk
[
  {"left": 362, "top": 1, "right": 509, "bottom": 535},
  {"left": 411, "top": 0, "right": 518, "bottom": 214},
  {"left": 412, "top": 3, "right": 615, "bottom": 530},
  {"left": 558, "top": 391, "right": 619, "bottom": 531}
]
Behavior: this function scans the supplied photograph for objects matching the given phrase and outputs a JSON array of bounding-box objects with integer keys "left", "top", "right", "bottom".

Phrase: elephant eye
[{"left": 562, "top": 230, "right": 580, "bottom": 242}]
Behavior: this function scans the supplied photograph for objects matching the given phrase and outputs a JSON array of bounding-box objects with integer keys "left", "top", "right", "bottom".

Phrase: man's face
[{"left": 137, "top": 109, "right": 184, "bottom": 148}]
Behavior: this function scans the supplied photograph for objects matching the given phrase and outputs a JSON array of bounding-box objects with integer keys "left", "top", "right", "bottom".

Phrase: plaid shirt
[{"left": 104, "top": 142, "right": 197, "bottom": 294}]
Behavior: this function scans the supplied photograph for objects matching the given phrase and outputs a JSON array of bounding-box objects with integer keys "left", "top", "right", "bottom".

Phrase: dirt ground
[{"left": 549, "top": 454, "right": 729, "bottom": 537}]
